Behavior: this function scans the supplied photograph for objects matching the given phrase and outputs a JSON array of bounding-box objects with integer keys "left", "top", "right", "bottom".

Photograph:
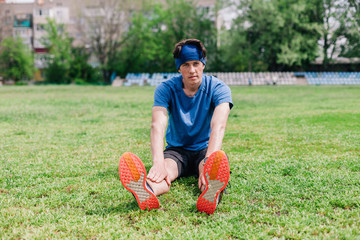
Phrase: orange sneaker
[
  {"left": 197, "top": 150, "right": 230, "bottom": 214},
  {"left": 119, "top": 152, "right": 159, "bottom": 210}
]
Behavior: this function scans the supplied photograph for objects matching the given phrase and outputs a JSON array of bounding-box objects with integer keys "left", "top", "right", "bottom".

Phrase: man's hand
[
  {"left": 147, "top": 163, "right": 171, "bottom": 186},
  {"left": 198, "top": 159, "right": 206, "bottom": 192}
]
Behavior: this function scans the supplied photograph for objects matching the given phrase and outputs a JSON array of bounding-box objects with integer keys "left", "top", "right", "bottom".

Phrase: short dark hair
[{"left": 173, "top": 39, "right": 207, "bottom": 59}]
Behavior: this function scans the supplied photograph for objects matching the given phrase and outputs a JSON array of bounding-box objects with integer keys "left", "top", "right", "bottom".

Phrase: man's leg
[
  {"left": 119, "top": 153, "right": 179, "bottom": 210},
  {"left": 119, "top": 152, "right": 160, "bottom": 210},
  {"left": 146, "top": 158, "right": 179, "bottom": 196},
  {"left": 197, "top": 150, "right": 230, "bottom": 214}
]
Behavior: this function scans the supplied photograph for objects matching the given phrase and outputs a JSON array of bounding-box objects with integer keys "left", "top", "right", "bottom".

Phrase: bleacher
[
  {"left": 149, "top": 73, "right": 181, "bottom": 86},
  {"left": 123, "top": 73, "right": 150, "bottom": 86},
  {"left": 207, "top": 72, "right": 249, "bottom": 85},
  {"left": 123, "top": 72, "right": 360, "bottom": 86},
  {"left": 204, "top": 72, "right": 297, "bottom": 86},
  {"left": 304, "top": 72, "right": 360, "bottom": 85}
]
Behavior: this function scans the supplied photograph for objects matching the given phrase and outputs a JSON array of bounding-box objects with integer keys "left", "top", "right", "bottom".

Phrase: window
[
  {"left": 36, "top": 24, "right": 45, "bottom": 31},
  {"left": 5, "top": 16, "right": 12, "bottom": 25},
  {"left": 36, "top": 9, "right": 49, "bottom": 16}
]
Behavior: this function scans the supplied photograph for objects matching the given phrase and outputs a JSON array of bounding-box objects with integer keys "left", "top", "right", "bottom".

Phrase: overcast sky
[{"left": 6, "top": 0, "right": 35, "bottom": 2}]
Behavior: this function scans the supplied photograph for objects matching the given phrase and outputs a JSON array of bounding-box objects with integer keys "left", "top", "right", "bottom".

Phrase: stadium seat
[
  {"left": 303, "top": 72, "right": 360, "bottom": 85},
  {"left": 123, "top": 72, "right": 360, "bottom": 86}
]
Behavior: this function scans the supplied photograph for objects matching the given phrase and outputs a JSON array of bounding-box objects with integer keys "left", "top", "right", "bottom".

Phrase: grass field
[{"left": 1, "top": 85, "right": 360, "bottom": 239}]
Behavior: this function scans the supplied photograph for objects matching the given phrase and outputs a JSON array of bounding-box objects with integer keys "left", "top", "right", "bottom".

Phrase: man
[{"left": 119, "top": 39, "right": 233, "bottom": 214}]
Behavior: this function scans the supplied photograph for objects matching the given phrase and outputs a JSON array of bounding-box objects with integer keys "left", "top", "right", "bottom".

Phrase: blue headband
[{"left": 175, "top": 44, "right": 206, "bottom": 70}]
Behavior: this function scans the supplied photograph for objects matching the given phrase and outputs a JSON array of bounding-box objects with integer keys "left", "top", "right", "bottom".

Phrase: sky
[{"left": 6, "top": 0, "right": 35, "bottom": 2}]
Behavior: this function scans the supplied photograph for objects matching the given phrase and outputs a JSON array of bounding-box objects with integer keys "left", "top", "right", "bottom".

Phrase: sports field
[{"left": 1, "top": 85, "right": 359, "bottom": 239}]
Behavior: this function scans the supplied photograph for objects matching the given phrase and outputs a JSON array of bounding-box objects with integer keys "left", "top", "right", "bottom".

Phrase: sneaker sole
[
  {"left": 119, "top": 152, "right": 159, "bottom": 210},
  {"left": 197, "top": 150, "right": 230, "bottom": 214}
]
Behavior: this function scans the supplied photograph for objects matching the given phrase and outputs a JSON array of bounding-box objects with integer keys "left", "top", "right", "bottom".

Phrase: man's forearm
[
  {"left": 204, "top": 103, "right": 230, "bottom": 158},
  {"left": 150, "top": 106, "right": 168, "bottom": 165},
  {"left": 150, "top": 124, "right": 166, "bottom": 165},
  {"left": 205, "top": 124, "right": 226, "bottom": 158}
]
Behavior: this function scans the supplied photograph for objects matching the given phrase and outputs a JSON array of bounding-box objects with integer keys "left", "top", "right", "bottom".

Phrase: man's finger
[
  {"left": 201, "top": 175, "right": 206, "bottom": 191},
  {"left": 165, "top": 176, "right": 171, "bottom": 186},
  {"left": 147, "top": 168, "right": 156, "bottom": 179},
  {"left": 155, "top": 174, "right": 165, "bottom": 183},
  {"left": 147, "top": 172, "right": 155, "bottom": 180}
]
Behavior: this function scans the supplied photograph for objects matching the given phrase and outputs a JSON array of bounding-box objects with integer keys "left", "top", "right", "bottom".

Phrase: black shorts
[{"left": 164, "top": 147, "right": 207, "bottom": 178}]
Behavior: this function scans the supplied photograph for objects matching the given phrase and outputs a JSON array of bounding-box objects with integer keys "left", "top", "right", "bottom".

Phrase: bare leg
[
  {"left": 147, "top": 158, "right": 178, "bottom": 196},
  {"left": 198, "top": 159, "right": 206, "bottom": 192}
]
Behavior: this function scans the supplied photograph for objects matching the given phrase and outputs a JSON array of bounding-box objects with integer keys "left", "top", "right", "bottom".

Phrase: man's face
[{"left": 178, "top": 60, "right": 205, "bottom": 87}]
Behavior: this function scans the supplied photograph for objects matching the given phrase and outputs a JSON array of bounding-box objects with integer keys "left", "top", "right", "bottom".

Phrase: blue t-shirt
[{"left": 153, "top": 74, "right": 233, "bottom": 151}]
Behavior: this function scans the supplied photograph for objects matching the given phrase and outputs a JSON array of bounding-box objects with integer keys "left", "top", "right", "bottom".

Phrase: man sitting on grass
[{"left": 119, "top": 39, "right": 233, "bottom": 214}]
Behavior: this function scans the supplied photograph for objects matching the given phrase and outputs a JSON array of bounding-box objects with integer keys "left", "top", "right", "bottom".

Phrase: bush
[{"left": 73, "top": 78, "right": 88, "bottom": 85}]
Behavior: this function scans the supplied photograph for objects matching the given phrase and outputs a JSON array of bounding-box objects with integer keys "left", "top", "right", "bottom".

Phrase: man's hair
[{"left": 173, "top": 39, "right": 207, "bottom": 59}]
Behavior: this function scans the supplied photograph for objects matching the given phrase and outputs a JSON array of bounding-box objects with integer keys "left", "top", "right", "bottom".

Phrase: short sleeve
[
  {"left": 153, "top": 82, "right": 171, "bottom": 109},
  {"left": 212, "top": 82, "right": 233, "bottom": 109}
]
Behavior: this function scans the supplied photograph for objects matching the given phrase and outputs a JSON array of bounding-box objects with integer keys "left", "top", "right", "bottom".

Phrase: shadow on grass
[
  {"left": 85, "top": 201, "right": 142, "bottom": 216},
  {"left": 97, "top": 165, "right": 202, "bottom": 197},
  {"left": 175, "top": 176, "right": 202, "bottom": 196},
  {"left": 91, "top": 166, "right": 214, "bottom": 215}
]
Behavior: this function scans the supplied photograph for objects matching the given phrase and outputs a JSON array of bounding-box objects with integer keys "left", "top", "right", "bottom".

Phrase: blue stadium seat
[{"left": 123, "top": 72, "right": 360, "bottom": 86}]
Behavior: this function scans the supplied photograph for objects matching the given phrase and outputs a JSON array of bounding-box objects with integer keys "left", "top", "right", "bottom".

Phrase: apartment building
[
  {"left": 0, "top": 0, "right": 83, "bottom": 79},
  {"left": 0, "top": 1, "right": 16, "bottom": 43}
]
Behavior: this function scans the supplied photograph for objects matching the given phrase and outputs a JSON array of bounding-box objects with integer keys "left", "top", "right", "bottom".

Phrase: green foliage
[
  {"left": 275, "top": 0, "right": 321, "bottom": 67},
  {"left": 42, "top": 18, "right": 72, "bottom": 84},
  {"left": 41, "top": 19, "right": 101, "bottom": 84},
  {"left": 69, "top": 47, "right": 102, "bottom": 84},
  {"left": 115, "top": 0, "right": 359, "bottom": 73},
  {"left": 308, "top": 0, "right": 351, "bottom": 68},
  {"left": 44, "top": 61, "right": 70, "bottom": 84},
  {"left": 340, "top": 0, "right": 360, "bottom": 59},
  {"left": 224, "top": 0, "right": 321, "bottom": 72},
  {"left": 116, "top": 0, "right": 217, "bottom": 76},
  {"left": 0, "top": 37, "right": 34, "bottom": 81},
  {"left": 4, "top": 0, "right": 358, "bottom": 82},
  {"left": 0, "top": 85, "right": 360, "bottom": 238}
]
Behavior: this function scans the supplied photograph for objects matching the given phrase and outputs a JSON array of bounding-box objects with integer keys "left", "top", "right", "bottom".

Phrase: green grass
[{"left": 1, "top": 85, "right": 360, "bottom": 239}]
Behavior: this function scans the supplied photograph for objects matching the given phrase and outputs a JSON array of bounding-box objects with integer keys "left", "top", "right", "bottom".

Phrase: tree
[
  {"left": 307, "top": 0, "right": 351, "bottom": 69},
  {"left": 0, "top": 37, "right": 34, "bottom": 82},
  {"left": 226, "top": 0, "right": 321, "bottom": 72},
  {"left": 117, "top": 0, "right": 217, "bottom": 75},
  {"left": 69, "top": 47, "right": 102, "bottom": 84},
  {"left": 80, "top": 0, "right": 142, "bottom": 83},
  {"left": 339, "top": 0, "right": 360, "bottom": 59},
  {"left": 42, "top": 18, "right": 72, "bottom": 84}
]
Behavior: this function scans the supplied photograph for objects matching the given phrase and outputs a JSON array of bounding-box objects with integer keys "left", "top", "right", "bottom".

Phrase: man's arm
[
  {"left": 198, "top": 102, "right": 231, "bottom": 191},
  {"left": 147, "top": 106, "right": 171, "bottom": 185}
]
